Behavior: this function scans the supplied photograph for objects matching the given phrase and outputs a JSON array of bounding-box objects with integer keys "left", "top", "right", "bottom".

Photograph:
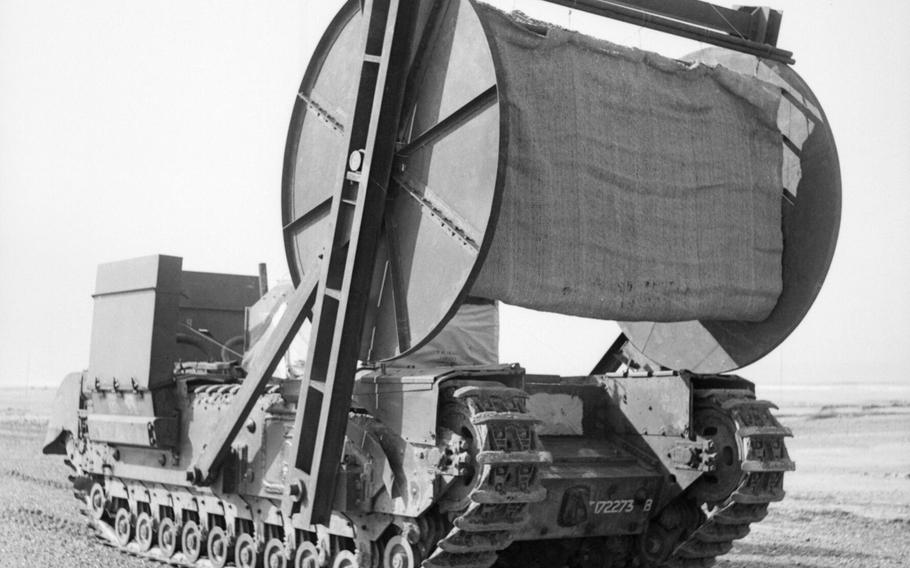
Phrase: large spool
[
  {"left": 282, "top": 0, "right": 840, "bottom": 372},
  {"left": 283, "top": 0, "right": 503, "bottom": 362}
]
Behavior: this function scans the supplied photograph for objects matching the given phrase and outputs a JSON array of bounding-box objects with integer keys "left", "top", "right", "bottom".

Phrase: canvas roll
[
  {"left": 284, "top": 0, "right": 832, "bottom": 363},
  {"left": 469, "top": 6, "right": 785, "bottom": 322}
]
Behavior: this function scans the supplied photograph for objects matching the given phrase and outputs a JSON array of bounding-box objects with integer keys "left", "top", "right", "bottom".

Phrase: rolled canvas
[{"left": 470, "top": 6, "right": 785, "bottom": 322}]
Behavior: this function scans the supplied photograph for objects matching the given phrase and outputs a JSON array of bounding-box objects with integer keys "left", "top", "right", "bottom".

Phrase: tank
[{"left": 44, "top": 2, "right": 840, "bottom": 567}]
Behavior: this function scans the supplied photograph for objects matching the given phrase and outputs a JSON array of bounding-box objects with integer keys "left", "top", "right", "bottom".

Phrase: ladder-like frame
[
  {"left": 282, "top": 0, "right": 417, "bottom": 523},
  {"left": 190, "top": 0, "right": 416, "bottom": 525}
]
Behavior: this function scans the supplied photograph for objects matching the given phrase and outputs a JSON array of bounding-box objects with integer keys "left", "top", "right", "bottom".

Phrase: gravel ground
[
  {"left": 0, "top": 417, "right": 151, "bottom": 567},
  {"left": 716, "top": 399, "right": 910, "bottom": 567},
  {"left": 1, "top": 387, "right": 908, "bottom": 567}
]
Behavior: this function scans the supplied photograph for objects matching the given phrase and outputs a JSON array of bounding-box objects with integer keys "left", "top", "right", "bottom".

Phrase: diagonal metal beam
[
  {"left": 283, "top": 196, "right": 333, "bottom": 234},
  {"left": 383, "top": 220, "right": 412, "bottom": 352},
  {"left": 187, "top": 273, "right": 318, "bottom": 485},
  {"left": 396, "top": 85, "right": 497, "bottom": 158}
]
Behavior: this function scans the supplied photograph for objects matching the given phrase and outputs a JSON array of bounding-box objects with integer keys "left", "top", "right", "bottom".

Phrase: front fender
[{"left": 42, "top": 372, "right": 83, "bottom": 455}]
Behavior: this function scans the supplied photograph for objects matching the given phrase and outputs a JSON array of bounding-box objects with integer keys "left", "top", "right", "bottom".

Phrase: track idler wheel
[
  {"left": 158, "top": 517, "right": 180, "bottom": 557},
  {"left": 236, "top": 533, "right": 261, "bottom": 568},
  {"left": 208, "top": 526, "right": 232, "bottom": 568},
  {"left": 383, "top": 535, "right": 419, "bottom": 568},
  {"left": 264, "top": 538, "right": 289, "bottom": 568},
  {"left": 135, "top": 512, "right": 155, "bottom": 552},
  {"left": 182, "top": 520, "right": 206, "bottom": 562},
  {"left": 113, "top": 508, "right": 132, "bottom": 546},
  {"left": 295, "top": 541, "right": 319, "bottom": 568}
]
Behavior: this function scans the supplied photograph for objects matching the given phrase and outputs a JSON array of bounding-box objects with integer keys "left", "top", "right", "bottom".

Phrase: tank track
[
  {"left": 60, "top": 384, "right": 789, "bottom": 568},
  {"left": 62, "top": 387, "right": 302, "bottom": 568},
  {"left": 69, "top": 465, "right": 341, "bottom": 568},
  {"left": 61, "top": 383, "right": 551, "bottom": 568},
  {"left": 65, "top": 466, "right": 190, "bottom": 568},
  {"left": 662, "top": 388, "right": 795, "bottom": 568},
  {"left": 424, "top": 382, "right": 551, "bottom": 568}
]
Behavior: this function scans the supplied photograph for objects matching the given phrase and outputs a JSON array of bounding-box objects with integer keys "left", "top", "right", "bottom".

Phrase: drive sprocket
[
  {"left": 426, "top": 381, "right": 551, "bottom": 568},
  {"left": 660, "top": 388, "right": 795, "bottom": 567}
]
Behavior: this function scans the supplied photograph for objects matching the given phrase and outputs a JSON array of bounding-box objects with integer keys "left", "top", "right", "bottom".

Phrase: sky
[{"left": 1, "top": 0, "right": 909, "bottom": 389}]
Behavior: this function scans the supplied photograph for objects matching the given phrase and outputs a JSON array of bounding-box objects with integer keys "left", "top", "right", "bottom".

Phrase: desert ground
[{"left": 1, "top": 384, "right": 907, "bottom": 567}]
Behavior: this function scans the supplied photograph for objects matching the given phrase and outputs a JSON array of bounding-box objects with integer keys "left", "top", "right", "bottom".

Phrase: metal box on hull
[
  {"left": 87, "top": 255, "right": 183, "bottom": 393},
  {"left": 83, "top": 255, "right": 260, "bottom": 451}
]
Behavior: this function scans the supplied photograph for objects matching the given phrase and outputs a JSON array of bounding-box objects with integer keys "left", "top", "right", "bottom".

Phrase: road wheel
[
  {"left": 135, "top": 512, "right": 155, "bottom": 552},
  {"left": 181, "top": 520, "right": 205, "bottom": 562},
  {"left": 264, "top": 537, "right": 288, "bottom": 568},
  {"left": 88, "top": 483, "right": 107, "bottom": 520},
  {"left": 383, "top": 535, "right": 419, "bottom": 568},
  {"left": 208, "top": 526, "right": 231, "bottom": 568},
  {"left": 332, "top": 550, "right": 359, "bottom": 568},
  {"left": 158, "top": 517, "right": 179, "bottom": 557},
  {"left": 236, "top": 532, "right": 261, "bottom": 568},
  {"left": 113, "top": 508, "right": 132, "bottom": 546},
  {"left": 294, "top": 541, "right": 319, "bottom": 568}
]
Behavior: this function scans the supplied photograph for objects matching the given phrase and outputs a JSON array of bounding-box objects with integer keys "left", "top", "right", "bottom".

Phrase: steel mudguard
[{"left": 42, "top": 372, "right": 83, "bottom": 454}]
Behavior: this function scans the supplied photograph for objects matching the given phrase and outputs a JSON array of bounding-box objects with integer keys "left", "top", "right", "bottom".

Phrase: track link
[
  {"left": 425, "top": 383, "right": 551, "bottom": 568},
  {"left": 64, "top": 389, "right": 262, "bottom": 568},
  {"left": 663, "top": 389, "right": 794, "bottom": 567}
]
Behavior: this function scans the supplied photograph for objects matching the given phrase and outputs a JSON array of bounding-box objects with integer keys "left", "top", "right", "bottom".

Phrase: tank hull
[{"left": 48, "top": 363, "right": 792, "bottom": 567}]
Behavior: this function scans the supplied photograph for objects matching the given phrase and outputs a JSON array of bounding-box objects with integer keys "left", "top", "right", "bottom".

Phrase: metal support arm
[
  {"left": 188, "top": 275, "right": 318, "bottom": 485},
  {"left": 545, "top": 0, "right": 792, "bottom": 63},
  {"left": 282, "top": 0, "right": 417, "bottom": 526}
]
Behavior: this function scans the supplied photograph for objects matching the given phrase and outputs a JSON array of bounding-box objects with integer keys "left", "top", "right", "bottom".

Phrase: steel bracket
[{"left": 669, "top": 440, "right": 716, "bottom": 472}]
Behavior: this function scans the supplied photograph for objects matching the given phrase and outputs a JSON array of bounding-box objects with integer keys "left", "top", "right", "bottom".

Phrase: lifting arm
[{"left": 187, "top": 276, "right": 318, "bottom": 485}]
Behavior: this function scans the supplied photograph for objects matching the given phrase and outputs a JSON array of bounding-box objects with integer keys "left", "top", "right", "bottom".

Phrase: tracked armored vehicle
[{"left": 44, "top": 1, "right": 840, "bottom": 567}]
